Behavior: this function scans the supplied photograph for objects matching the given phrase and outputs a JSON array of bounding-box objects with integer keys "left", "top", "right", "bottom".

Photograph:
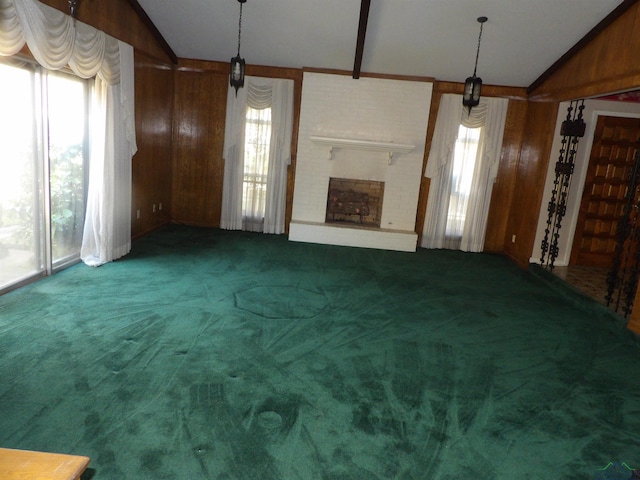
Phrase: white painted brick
[{"left": 291, "top": 73, "right": 432, "bottom": 250}]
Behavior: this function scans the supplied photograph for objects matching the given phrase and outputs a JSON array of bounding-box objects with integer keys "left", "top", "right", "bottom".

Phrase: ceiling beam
[
  {"left": 527, "top": 0, "right": 639, "bottom": 94},
  {"left": 352, "top": 0, "right": 371, "bottom": 79},
  {"left": 126, "top": 0, "right": 178, "bottom": 64}
]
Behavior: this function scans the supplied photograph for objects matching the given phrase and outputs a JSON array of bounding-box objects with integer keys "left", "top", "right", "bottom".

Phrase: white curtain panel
[
  {"left": 81, "top": 41, "right": 136, "bottom": 266},
  {"left": 422, "top": 94, "right": 462, "bottom": 249},
  {"left": 81, "top": 55, "right": 134, "bottom": 266},
  {"left": 221, "top": 75, "right": 294, "bottom": 234},
  {"left": 221, "top": 83, "right": 249, "bottom": 231},
  {"left": 0, "top": 0, "right": 137, "bottom": 266},
  {"left": 263, "top": 78, "right": 294, "bottom": 234},
  {"left": 422, "top": 94, "right": 508, "bottom": 252}
]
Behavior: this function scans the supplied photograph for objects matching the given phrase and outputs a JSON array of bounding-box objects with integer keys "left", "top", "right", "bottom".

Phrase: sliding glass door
[
  {"left": 0, "top": 60, "right": 88, "bottom": 292},
  {"left": 0, "top": 61, "right": 43, "bottom": 290},
  {"left": 47, "top": 73, "right": 88, "bottom": 267}
]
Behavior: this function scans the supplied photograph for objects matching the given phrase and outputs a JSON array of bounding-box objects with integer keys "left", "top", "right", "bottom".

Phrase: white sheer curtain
[
  {"left": 82, "top": 54, "right": 135, "bottom": 266},
  {"left": 0, "top": 0, "right": 137, "bottom": 266},
  {"left": 242, "top": 106, "right": 271, "bottom": 231},
  {"left": 221, "top": 76, "right": 294, "bottom": 234},
  {"left": 422, "top": 94, "right": 508, "bottom": 252},
  {"left": 444, "top": 125, "right": 483, "bottom": 249}
]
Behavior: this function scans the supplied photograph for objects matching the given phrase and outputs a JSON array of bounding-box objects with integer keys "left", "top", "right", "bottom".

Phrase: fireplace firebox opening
[{"left": 326, "top": 178, "right": 384, "bottom": 228}]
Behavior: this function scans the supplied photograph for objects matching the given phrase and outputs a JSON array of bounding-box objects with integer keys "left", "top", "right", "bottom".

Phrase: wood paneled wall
[
  {"left": 502, "top": 1, "right": 640, "bottom": 267},
  {"left": 131, "top": 52, "right": 174, "bottom": 238},
  {"left": 171, "top": 61, "right": 228, "bottom": 227},
  {"left": 170, "top": 60, "right": 302, "bottom": 229},
  {"left": 530, "top": 2, "right": 640, "bottom": 102},
  {"left": 484, "top": 97, "right": 529, "bottom": 253},
  {"left": 502, "top": 101, "right": 559, "bottom": 267}
]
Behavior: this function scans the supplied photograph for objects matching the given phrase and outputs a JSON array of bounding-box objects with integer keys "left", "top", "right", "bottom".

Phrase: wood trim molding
[
  {"left": 527, "top": 0, "right": 639, "bottom": 94},
  {"left": 126, "top": 0, "right": 178, "bottom": 64}
]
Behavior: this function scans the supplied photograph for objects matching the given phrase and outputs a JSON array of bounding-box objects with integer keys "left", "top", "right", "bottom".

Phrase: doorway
[
  {"left": 0, "top": 60, "right": 89, "bottom": 292},
  {"left": 570, "top": 115, "right": 640, "bottom": 268}
]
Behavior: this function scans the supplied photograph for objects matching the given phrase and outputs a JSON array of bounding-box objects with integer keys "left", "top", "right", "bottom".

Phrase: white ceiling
[{"left": 136, "top": 0, "right": 623, "bottom": 88}]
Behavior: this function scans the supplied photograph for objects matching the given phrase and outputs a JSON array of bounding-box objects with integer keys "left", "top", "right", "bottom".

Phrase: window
[
  {"left": 47, "top": 73, "right": 88, "bottom": 264},
  {"left": 221, "top": 76, "right": 293, "bottom": 234},
  {"left": 0, "top": 60, "right": 88, "bottom": 292},
  {"left": 446, "top": 125, "right": 481, "bottom": 243},
  {"left": 422, "top": 94, "right": 508, "bottom": 252},
  {"left": 242, "top": 106, "right": 272, "bottom": 231}
]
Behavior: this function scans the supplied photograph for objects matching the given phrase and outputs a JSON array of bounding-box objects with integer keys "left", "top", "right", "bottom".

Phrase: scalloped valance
[{"left": 0, "top": 0, "right": 120, "bottom": 83}]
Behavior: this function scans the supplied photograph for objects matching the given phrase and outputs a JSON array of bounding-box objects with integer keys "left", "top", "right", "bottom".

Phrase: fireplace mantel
[{"left": 310, "top": 135, "right": 415, "bottom": 164}]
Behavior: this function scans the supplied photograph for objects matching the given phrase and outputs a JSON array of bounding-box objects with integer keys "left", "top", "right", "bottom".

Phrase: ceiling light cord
[
  {"left": 472, "top": 20, "right": 484, "bottom": 77},
  {"left": 237, "top": 2, "right": 243, "bottom": 56}
]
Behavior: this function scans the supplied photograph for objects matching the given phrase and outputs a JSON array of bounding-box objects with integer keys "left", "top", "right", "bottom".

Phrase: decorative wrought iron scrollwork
[{"left": 540, "top": 99, "right": 586, "bottom": 269}]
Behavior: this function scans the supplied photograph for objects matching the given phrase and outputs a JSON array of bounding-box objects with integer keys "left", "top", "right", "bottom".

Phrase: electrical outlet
[
  {"left": 153, "top": 204, "right": 156, "bottom": 213},
  {"left": 511, "top": 234, "right": 516, "bottom": 243},
  {"left": 136, "top": 209, "right": 140, "bottom": 219}
]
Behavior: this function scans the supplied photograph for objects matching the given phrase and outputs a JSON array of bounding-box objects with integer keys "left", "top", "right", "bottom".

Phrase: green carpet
[{"left": 1, "top": 225, "right": 639, "bottom": 479}]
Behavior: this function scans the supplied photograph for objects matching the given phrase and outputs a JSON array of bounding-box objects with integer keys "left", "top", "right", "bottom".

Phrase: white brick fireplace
[{"left": 289, "top": 72, "right": 432, "bottom": 251}]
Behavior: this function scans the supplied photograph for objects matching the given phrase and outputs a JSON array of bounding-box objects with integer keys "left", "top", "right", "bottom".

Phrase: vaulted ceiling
[{"left": 136, "top": 0, "right": 626, "bottom": 89}]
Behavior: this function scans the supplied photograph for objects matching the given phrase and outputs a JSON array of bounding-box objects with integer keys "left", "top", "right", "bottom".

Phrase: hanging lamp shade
[
  {"left": 230, "top": 54, "right": 245, "bottom": 92},
  {"left": 68, "top": 0, "right": 78, "bottom": 17},
  {"left": 462, "top": 75, "right": 482, "bottom": 110},
  {"left": 462, "top": 16, "right": 487, "bottom": 113},
  {"left": 230, "top": 0, "right": 247, "bottom": 95}
]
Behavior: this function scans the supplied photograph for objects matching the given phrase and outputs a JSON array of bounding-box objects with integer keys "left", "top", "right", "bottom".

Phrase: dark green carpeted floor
[{"left": 1, "top": 226, "right": 639, "bottom": 479}]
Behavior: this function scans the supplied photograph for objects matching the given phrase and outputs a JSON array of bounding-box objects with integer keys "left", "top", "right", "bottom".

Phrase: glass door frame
[{"left": 0, "top": 57, "right": 89, "bottom": 295}]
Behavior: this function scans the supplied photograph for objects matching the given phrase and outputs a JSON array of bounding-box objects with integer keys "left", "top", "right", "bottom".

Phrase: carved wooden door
[{"left": 570, "top": 115, "right": 640, "bottom": 267}]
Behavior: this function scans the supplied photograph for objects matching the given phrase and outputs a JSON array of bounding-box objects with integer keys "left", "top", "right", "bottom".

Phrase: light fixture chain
[
  {"left": 473, "top": 21, "right": 483, "bottom": 77},
  {"left": 237, "top": 1, "right": 243, "bottom": 56}
]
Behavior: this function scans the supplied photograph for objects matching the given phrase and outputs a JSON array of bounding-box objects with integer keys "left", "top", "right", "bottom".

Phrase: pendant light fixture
[
  {"left": 68, "top": 0, "right": 78, "bottom": 17},
  {"left": 463, "top": 16, "right": 488, "bottom": 114},
  {"left": 230, "top": 0, "right": 247, "bottom": 95}
]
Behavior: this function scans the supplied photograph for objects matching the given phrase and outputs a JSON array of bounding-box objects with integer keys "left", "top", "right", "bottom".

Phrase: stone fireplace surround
[{"left": 289, "top": 73, "right": 433, "bottom": 252}]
